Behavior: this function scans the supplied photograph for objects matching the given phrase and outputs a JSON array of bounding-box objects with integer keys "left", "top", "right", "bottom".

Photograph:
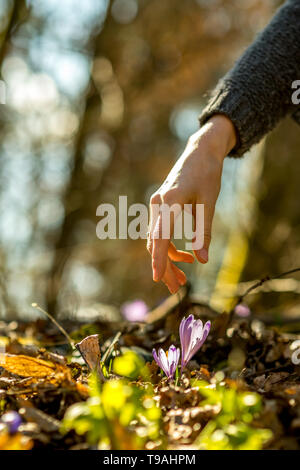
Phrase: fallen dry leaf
[
  {"left": 76, "top": 335, "right": 101, "bottom": 370},
  {"left": 76, "top": 334, "right": 106, "bottom": 381},
  {"left": 1, "top": 354, "right": 65, "bottom": 378}
]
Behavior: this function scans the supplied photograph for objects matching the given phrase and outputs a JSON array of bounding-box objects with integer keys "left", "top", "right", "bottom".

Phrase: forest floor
[{"left": 1, "top": 291, "right": 300, "bottom": 450}]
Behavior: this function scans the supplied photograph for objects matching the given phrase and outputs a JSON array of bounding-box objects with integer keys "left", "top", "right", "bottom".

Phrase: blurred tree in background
[
  {"left": 1, "top": 0, "right": 298, "bottom": 322},
  {"left": 242, "top": 118, "right": 300, "bottom": 317}
]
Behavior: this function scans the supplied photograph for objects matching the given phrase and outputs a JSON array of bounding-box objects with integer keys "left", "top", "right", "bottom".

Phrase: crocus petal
[
  {"left": 191, "top": 319, "right": 203, "bottom": 348},
  {"left": 179, "top": 316, "right": 187, "bottom": 343},
  {"left": 153, "top": 345, "right": 179, "bottom": 379},
  {"left": 179, "top": 317, "right": 187, "bottom": 353},
  {"left": 152, "top": 348, "right": 159, "bottom": 362},
  {"left": 180, "top": 316, "right": 211, "bottom": 368},
  {"left": 152, "top": 348, "right": 161, "bottom": 368},
  {"left": 158, "top": 348, "right": 170, "bottom": 377},
  {"left": 153, "top": 348, "right": 167, "bottom": 375},
  {"left": 183, "top": 316, "right": 198, "bottom": 366},
  {"left": 169, "top": 361, "right": 176, "bottom": 378},
  {"left": 170, "top": 360, "right": 179, "bottom": 378},
  {"left": 176, "top": 347, "right": 180, "bottom": 364},
  {"left": 168, "top": 346, "right": 180, "bottom": 378},
  {"left": 186, "top": 320, "right": 211, "bottom": 364},
  {"left": 168, "top": 345, "right": 177, "bottom": 366},
  {"left": 180, "top": 315, "right": 194, "bottom": 366},
  {"left": 198, "top": 320, "right": 211, "bottom": 348}
]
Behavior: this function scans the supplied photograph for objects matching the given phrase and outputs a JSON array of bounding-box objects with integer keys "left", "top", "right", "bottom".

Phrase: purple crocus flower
[
  {"left": 1, "top": 411, "right": 22, "bottom": 434},
  {"left": 234, "top": 303, "right": 251, "bottom": 318},
  {"left": 179, "top": 315, "right": 211, "bottom": 368},
  {"left": 152, "top": 344, "right": 180, "bottom": 380},
  {"left": 121, "top": 299, "right": 148, "bottom": 322}
]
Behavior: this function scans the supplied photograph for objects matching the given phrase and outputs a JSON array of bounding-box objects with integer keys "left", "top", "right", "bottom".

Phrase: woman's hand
[{"left": 147, "top": 114, "right": 237, "bottom": 294}]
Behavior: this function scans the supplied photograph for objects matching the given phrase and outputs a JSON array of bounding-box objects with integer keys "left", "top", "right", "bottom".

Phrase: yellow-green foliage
[
  {"left": 113, "top": 350, "right": 148, "bottom": 380},
  {"left": 62, "top": 352, "right": 161, "bottom": 449},
  {"left": 193, "top": 379, "right": 272, "bottom": 450}
]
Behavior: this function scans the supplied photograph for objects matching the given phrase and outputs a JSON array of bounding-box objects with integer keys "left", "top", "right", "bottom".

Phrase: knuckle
[
  {"left": 162, "top": 189, "right": 178, "bottom": 205},
  {"left": 150, "top": 193, "right": 161, "bottom": 205}
]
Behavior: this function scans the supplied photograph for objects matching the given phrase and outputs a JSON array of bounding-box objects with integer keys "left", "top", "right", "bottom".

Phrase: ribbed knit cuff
[{"left": 199, "top": 84, "right": 268, "bottom": 158}]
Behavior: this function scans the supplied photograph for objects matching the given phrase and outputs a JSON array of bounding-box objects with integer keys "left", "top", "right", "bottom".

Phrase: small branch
[
  {"left": 31, "top": 303, "right": 75, "bottom": 350},
  {"left": 146, "top": 284, "right": 189, "bottom": 324},
  {"left": 101, "top": 331, "right": 121, "bottom": 364},
  {"left": 235, "top": 277, "right": 300, "bottom": 296},
  {"left": 237, "top": 267, "right": 300, "bottom": 305},
  {"left": 227, "top": 267, "right": 300, "bottom": 324}
]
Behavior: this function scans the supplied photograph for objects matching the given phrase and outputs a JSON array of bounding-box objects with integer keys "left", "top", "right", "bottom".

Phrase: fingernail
[{"left": 198, "top": 248, "right": 208, "bottom": 263}]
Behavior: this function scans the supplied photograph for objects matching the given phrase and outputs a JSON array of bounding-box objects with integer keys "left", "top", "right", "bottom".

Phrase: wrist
[{"left": 189, "top": 114, "right": 237, "bottom": 163}]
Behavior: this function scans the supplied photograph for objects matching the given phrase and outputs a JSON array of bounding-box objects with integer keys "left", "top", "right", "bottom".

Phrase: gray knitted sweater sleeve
[{"left": 199, "top": 0, "right": 300, "bottom": 158}]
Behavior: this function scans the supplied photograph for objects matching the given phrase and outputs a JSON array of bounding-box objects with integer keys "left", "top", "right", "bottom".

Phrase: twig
[
  {"left": 237, "top": 268, "right": 300, "bottom": 305},
  {"left": 146, "top": 284, "right": 189, "bottom": 324},
  {"left": 235, "top": 277, "right": 300, "bottom": 295},
  {"left": 101, "top": 331, "right": 122, "bottom": 364},
  {"left": 31, "top": 303, "right": 75, "bottom": 350},
  {"left": 228, "top": 267, "right": 300, "bottom": 324}
]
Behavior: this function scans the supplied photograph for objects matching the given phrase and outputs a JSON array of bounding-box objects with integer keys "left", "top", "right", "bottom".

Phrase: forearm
[{"left": 199, "top": 0, "right": 300, "bottom": 158}]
